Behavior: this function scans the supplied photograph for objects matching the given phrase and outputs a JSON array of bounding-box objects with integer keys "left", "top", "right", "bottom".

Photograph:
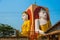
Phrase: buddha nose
[{"left": 44, "top": 13, "right": 47, "bottom": 16}]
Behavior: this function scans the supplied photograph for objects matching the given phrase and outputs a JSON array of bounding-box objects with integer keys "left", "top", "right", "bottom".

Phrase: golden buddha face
[
  {"left": 22, "top": 12, "right": 28, "bottom": 21},
  {"left": 39, "top": 9, "right": 47, "bottom": 19}
]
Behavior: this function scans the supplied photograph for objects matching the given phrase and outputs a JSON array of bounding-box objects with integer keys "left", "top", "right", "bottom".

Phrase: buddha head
[
  {"left": 39, "top": 8, "right": 47, "bottom": 20},
  {"left": 34, "top": 7, "right": 49, "bottom": 20},
  {"left": 22, "top": 11, "right": 28, "bottom": 21}
]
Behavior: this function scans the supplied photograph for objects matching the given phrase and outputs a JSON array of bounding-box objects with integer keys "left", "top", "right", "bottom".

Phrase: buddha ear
[
  {"left": 39, "top": 9, "right": 43, "bottom": 18},
  {"left": 41, "top": 8, "right": 42, "bottom": 11},
  {"left": 26, "top": 14, "right": 28, "bottom": 19}
]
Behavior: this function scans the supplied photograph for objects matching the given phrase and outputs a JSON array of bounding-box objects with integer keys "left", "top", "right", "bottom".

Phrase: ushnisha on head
[{"left": 22, "top": 11, "right": 29, "bottom": 21}]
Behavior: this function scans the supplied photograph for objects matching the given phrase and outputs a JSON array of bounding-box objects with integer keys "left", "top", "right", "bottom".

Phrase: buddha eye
[
  {"left": 23, "top": 15, "right": 24, "bottom": 16},
  {"left": 23, "top": 15, "right": 25, "bottom": 17},
  {"left": 43, "top": 12, "right": 45, "bottom": 14}
]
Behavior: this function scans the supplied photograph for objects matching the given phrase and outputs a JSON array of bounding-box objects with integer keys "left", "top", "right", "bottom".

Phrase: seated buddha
[
  {"left": 35, "top": 7, "right": 51, "bottom": 36},
  {"left": 21, "top": 12, "right": 31, "bottom": 36}
]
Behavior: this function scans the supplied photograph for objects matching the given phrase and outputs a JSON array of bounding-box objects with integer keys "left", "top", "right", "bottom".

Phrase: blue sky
[{"left": 0, "top": 0, "right": 60, "bottom": 31}]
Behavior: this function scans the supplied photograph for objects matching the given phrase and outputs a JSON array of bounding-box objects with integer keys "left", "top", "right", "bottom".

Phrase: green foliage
[
  {"left": 0, "top": 24, "right": 14, "bottom": 32},
  {"left": 0, "top": 23, "right": 15, "bottom": 37}
]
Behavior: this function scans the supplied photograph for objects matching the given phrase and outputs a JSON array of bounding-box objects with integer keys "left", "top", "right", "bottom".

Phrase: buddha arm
[
  {"left": 26, "top": 21, "right": 30, "bottom": 32},
  {"left": 35, "top": 19, "right": 39, "bottom": 32},
  {"left": 21, "top": 25, "right": 25, "bottom": 34},
  {"left": 35, "top": 19, "right": 45, "bottom": 34}
]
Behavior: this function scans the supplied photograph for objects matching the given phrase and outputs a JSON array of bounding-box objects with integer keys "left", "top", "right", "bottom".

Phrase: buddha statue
[
  {"left": 34, "top": 7, "right": 51, "bottom": 36},
  {"left": 21, "top": 12, "right": 31, "bottom": 36}
]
